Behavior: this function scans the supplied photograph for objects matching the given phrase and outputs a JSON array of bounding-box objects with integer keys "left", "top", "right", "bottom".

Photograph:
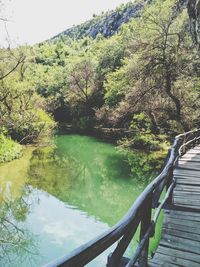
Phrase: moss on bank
[{"left": 0, "top": 134, "right": 23, "bottom": 163}]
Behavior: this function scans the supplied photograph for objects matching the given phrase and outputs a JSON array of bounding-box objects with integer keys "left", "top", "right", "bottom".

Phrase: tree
[
  {"left": 0, "top": 47, "right": 56, "bottom": 144},
  {"left": 103, "top": 0, "right": 200, "bottom": 132},
  {"left": 64, "top": 56, "right": 97, "bottom": 115}
]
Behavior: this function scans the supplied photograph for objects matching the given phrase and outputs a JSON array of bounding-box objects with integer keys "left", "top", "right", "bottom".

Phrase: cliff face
[
  {"left": 188, "top": 0, "right": 200, "bottom": 45},
  {"left": 53, "top": 1, "right": 146, "bottom": 40},
  {"left": 53, "top": 0, "right": 199, "bottom": 47}
]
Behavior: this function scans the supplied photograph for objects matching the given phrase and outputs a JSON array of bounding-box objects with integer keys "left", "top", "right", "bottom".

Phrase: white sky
[{"left": 0, "top": 0, "right": 131, "bottom": 47}]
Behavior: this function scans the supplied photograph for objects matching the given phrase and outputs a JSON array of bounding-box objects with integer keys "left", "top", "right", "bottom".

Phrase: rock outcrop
[
  {"left": 188, "top": 0, "right": 200, "bottom": 45},
  {"left": 53, "top": 1, "right": 146, "bottom": 40}
]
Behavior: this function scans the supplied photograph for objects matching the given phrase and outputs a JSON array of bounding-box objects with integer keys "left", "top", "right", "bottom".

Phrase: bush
[
  {"left": 0, "top": 134, "right": 22, "bottom": 163},
  {"left": 119, "top": 113, "right": 169, "bottom": 151},
  {"left": 10, "top": 109, "right": 56, "bottom": 144},
  {"left": 120, "top": 134, "right": 167, "bottom": 151}
]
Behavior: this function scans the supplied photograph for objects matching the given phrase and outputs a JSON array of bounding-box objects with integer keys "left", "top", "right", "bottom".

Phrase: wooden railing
[{"left": 45, "top": 129, "right": 200, "bottom": 267}]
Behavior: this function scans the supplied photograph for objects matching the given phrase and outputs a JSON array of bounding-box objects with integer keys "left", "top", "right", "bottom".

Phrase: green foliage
[
  {"left": 0, "top": 134, "right": 22, "bottom": 163},
  {"left": 1, "top": 0, "right": 200, "bottom": 163},
  {"left": 119, "top": 113, "right": 169, "bottom": 151},
  {"left": 64, "top": 55, "right": 97, "bottom": 106},
  {"left": 130, "top": 113, "right": 152, "bottom": 132},
  {"left": 72, "top": 116, "right": 95, "bottom": 131},
  {"left": 118, "top": 146, "right": 167, "bottom": 182},
  {"left": 0, "top": 47, "right": 56, "bottom": 145},
  {"left": 11, "top": 108, "right": 56, "bottom": 144},
  {"left": 104, "top": 66, "right": 129, "bottom": 106},
  {"left": 103, "top": 0, "right": 200, "bottom": 133},
  {"left": 120, "top": 134, "right": 168, "bottom": 151}
]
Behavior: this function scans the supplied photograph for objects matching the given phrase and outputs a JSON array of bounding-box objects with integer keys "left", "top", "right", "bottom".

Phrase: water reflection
[
  {"left": 0, "top": 135, "right": 160, "bottom": 267},
  {"left": 0, "top": 188, "right": 38, "bottom": 267},
  {"left": 28, "top": 135, "right": 144, "bottom": 225}
]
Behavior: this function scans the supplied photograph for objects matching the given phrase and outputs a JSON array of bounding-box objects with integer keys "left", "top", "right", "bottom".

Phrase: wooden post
[
  {"left": 165, "top": 167, "right": 174, "bottom": 205},
  {"left": 138, "top": 193, "right": 152, "bottom": 267},
  {"left": 108, "top": 217, "right": 140, "bottom": 267}
]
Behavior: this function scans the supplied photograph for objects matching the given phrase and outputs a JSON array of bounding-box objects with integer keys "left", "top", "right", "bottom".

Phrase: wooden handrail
[{"left": 44, "top": 129, "right": 200, "bottom": 267}]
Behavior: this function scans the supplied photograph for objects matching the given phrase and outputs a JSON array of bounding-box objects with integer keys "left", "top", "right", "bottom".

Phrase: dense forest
[{"left": 0, "top": 0, "right": 200, "bottom": 169}]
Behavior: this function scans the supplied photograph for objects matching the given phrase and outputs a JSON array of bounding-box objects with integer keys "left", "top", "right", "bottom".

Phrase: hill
[{"left": 53, "top": 1, "right": 146, "bottom": 39}]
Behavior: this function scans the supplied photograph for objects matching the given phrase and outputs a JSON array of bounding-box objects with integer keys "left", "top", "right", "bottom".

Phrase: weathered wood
[
  {"left": 108, "top": 217, "right": 140, "bottom": 267},
  {"left": 156, "top": 246, "right": 200, "bottom": 263},
  {"left": 138, "top": 194, "right": 153, "bottom": 267},
  {"left": 160, "top": 234, "right": 200, "bottom": 254},
  {"left": 107, "top": 254, "right": 131, "bottom": 267},
  {"left": 44, "top": 129, "right": 200, "bottom": 267},
  {"left": 165, "top": 209, "right": 200, "bottom": 217},
  {"left": 152, "top": 252, "right": 200, "bottom": 267},
  {"left": 150, "top": 140, "right": 200, "bottom": 267},
  {"left": 162, "top": 227, "right": 200, "bottom": 241},
  {"left": 126, "top": 224, "right": 154, "bottom": 267}
]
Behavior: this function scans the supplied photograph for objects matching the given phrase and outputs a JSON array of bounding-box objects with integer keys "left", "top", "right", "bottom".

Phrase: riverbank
[{"left": 58, "top": 123, "right": 135, "bottom": 142}]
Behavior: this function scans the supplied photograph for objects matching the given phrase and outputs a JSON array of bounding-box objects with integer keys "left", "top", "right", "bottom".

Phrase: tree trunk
[{"left": 165, "top": 71, "right": 189, "bottom": 131}]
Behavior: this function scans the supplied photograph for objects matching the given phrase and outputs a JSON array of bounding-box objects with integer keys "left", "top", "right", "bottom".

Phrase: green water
[{"left": 0, "top": 134, "right": 162, "bottom": 267}]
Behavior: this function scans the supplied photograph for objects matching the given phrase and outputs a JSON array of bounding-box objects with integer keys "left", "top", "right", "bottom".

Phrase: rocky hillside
[
  {"left": 53, "top": 1, "right": 146, "bottom": 40},
  {"left": 187, "top": 0, "right": 200, "bottom": 46}
]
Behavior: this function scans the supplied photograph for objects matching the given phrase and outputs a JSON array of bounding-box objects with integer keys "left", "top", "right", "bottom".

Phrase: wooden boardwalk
[
  {"left": 150, "top": 145, "right": 200, "bottom": 267},
  {"left": 45, "top": 130, "right": 200, "bottom": 267}
]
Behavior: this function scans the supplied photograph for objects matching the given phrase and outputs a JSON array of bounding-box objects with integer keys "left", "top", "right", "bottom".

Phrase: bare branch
[{"left": 0, "top": 55, "right": 26, "bottom": 80}]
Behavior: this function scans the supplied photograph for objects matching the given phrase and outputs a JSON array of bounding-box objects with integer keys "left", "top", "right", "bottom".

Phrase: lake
[{"left": 0, "top": 134, "right": 162, "bottom": 267}]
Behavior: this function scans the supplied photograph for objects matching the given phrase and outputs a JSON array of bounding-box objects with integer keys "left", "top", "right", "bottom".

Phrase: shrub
[
  {"left": 0, "top": 134, "right": 22, "bottom": 163},
  {"left": 10, "top": 109, "right": 56, "bottom": 144}
]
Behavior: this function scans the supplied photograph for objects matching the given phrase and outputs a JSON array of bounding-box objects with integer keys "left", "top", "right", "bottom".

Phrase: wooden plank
[
  {"left": 176, "top": 166, "right": 200, "bottom": 171},
  {"left": 152, "top": 252, "right": 200, "bottom": 267},
  {"left": 177, "top": 166, "right": 200, "bottom": 171},
  {"left": 174, "top": 186, "right": 200, "bottom": 192},
  {"left": 175, "top": 175, "right": 200, "bottom": 179},
  {"left": 165, "top": 213, "right": 200, "bottom": 222},
  {"left": 179, "top": 159, "right": 200, "bottom": 163},
  {"left": 165, "top": 209, "right": 200, "bottom": 218},
  {"left": 173, "top": 204, "right": 200, "bottom": 210},
  {"left": 164, "top": 216, "right": 200, "bottom": 228},
  {"left": 160, "top": 234, "right": 200, "bottom": 254},
  {"left": 156, "top": 245, "right": 200, "bottom": 263},
  {"left": 149, "top": 260, "right": 180, "bottom": 267},
  {"left": 175, "top": 179, "right": 200, "bottom": 183},
  {"left": 148, "top": 263, "right": 161, "bottom": 267},
  {"left": 173, "top": 196, "right": 200, "bottom": 203},
  {"left": 174, "top": 177, "right": 200, "bottom": 182},
  {"left": 162, "top": 227, "right": 200, "bottom": 242},
  {"left": 173, "top": 198, "right": 200, "bottom": 204},
  {"left": 163, "top": 222, "right": 200, "bottom": 235},
  {"left": 149, "top": 143, "right": 200, "bottom": 266},
  {"left": 173, "top": 193, "right": 200, "bottom": 198},
  {"left": 174, "top": 168, "right": 200, "bottom": 173},
  {"left": 173, "top": 195, "right": 200, "bottom": 200},
  {"left": 178, "top": 161, "right": 200, "bottom": 166},
  {"left": 175, "top": 180, "right": 200, "bottom": 185},
  {"left": 174, "top": 170, "right": 200, "bottom": 177}
]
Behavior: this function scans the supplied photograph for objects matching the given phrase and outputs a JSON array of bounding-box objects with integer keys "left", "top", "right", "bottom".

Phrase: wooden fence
[{"left": 45, "top": 129, "right": 200, "bottom": 267}]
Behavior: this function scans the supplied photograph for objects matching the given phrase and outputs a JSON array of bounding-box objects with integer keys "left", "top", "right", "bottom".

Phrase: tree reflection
[
  {"left": 27, "top": 136, "right": 158, "bottom": 226},
  {"left": 0, "top": 187, "right": 38, "bottom": 267}
]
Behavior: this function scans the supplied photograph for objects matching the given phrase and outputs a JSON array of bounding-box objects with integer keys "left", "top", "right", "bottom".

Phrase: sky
[{"left": 0, "top": 0, "right": 131, "bottom": 47}]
